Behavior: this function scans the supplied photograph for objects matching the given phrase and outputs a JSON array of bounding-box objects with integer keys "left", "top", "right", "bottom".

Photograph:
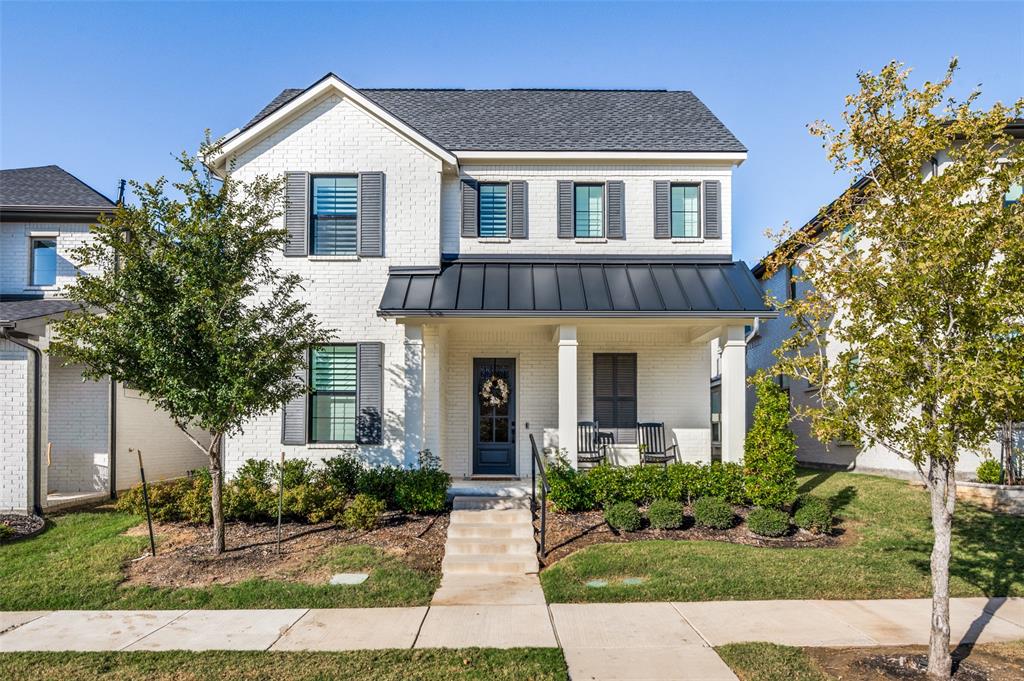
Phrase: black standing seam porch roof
[{"left": 378, "top": 260, "right": 773, "bottom": 317}]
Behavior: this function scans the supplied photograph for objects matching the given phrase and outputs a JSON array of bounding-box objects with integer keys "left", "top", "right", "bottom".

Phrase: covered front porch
[{"left": 399, "top": 318, "right": 749, "bottom": 480}]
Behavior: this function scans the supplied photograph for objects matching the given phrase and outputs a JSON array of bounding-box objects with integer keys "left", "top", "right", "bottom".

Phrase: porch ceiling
[{"left": 379, "top": 259, "right": 774, "bottom": 319}]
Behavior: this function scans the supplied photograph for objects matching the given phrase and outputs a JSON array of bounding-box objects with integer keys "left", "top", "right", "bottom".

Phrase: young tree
[
  {"left": 50, "top": 140, "right": 329, "bottom": 554},
  {"left": 744, "top": 372, "right": 798, "bottom": 509},
  {"left": 764, "top": 61, "right": 1023, "bottom": 679}
]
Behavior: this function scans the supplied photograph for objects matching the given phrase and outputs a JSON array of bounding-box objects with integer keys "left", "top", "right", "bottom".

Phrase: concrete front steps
[{"left": 432, "top": 496, "right": 547, "bottom": 606}]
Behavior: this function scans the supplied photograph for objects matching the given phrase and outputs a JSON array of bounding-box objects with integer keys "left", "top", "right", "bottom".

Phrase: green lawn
[
  {"left": 0, "top": 649, "right": 568, "bottom": 681},
  {"left": 541, "top": 469, "right": 1024, "bottom": 603},
  {"left": 716, "top": 643, "right": 829, "bottom": 681},
  {"left": 0, "top": 510, "right": 437, "bottom": 610}
]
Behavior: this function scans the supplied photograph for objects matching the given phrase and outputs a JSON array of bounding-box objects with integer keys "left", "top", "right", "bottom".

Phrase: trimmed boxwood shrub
[
  {"left": 692, "top": 496, "right": 734, "bottom": 530},
  {"left": 792, "top": 494, "right": 834, "bottom": 534},
  {"left": 747, "top": 507, "right": 790, "bottom": 537},
  {"left": 647, "top": 499, "right": 685, "bottom": 530},
  {"left": 743, "top": 373, "right": 798, "bottom": 509},
  {"left": 548, "top": 455, "right": 598, "bottom": 512},
  {"left": 667, "top": 462, "right": 748, "bottom": 505},
  {"left": 976, "top": 459, "right": 1003, "bottom": 485},
  {"left": 605, "top": 501, "right": 642, "bottom": 531}
]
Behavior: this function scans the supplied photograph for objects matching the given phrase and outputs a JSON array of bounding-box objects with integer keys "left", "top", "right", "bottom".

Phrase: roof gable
[{"left": 0, "top": 165, "right": 115, "bottom": 210}]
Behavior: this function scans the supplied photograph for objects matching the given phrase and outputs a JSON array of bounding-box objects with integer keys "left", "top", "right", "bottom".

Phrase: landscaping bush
[
  {"left": 395, "top": 468, "right": 450, "bottom": 514},
  {"left": 692, "top": 496, "right": 734, "bottom": 530},
  {"left": 746, "top": 507, "right": 790, "bottom": 537},
  {"left": 667, "top": 462, "right": 747, "bottom": 504},
  {"left": 321, "top": 454, "right": 364, "bottom": 497},
  {"left": 179, "top": 468, "right": 213, "bottom": 524},
  {"left": 792, "top": 494, "right": 834, "bottom": 534},
  {"left": 976, "top": 459, "right": 1004, "bottom": 485},
  {"left": 743, "top": 373, "right": 798, "bottom": 509},
  {"left": 584, "top": 464, "right": 627, "bottom": 506},
  {"left": 0, "top": 522, "right": 13, "bottom": 542},
  {"left": 356, "top": 466, "right": 403, "bottom": 509},
  {"left": 116, "top": 476, "right": 203, "bottom": 523},
  {"left": 604, "top": 501, "right": 642, "bottom": 531},
  {"left": 224, "top": 459, "right": 276, "bottom": 522},
  {"left": 342, "top": 494, "right": 386, "bottom": 530},
  {"left": 623, "top": 465, "right": 674, "bottom": 504},
  {"left": 647, "top": 499, "right": 685, "bottom": 530},
  {"left": 548, "top": 453, "right": 598, "bottom": 512}
]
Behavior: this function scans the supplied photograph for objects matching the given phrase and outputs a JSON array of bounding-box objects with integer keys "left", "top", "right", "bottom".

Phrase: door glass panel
[
  {"left": 494, "top": 418, "right": 509, "bottom": 442},
  {"left": 479, "top": 418, "right": 493, "bottom": 443}
]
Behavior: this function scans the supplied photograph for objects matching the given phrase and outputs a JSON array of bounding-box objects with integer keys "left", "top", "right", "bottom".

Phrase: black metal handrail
[{"left": 529, "top": 433, "right": 550, "bottom": 559}]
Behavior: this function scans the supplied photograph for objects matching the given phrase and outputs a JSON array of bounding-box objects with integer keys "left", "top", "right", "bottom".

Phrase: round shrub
[
  {"left": 792, "top": 494, "right": 834, "bottom": 534},
  {"left": 692, "top": 496, "right": 734, "bottom": 530},
  {"left": 604, "top": 501, "right": 642, "bottom": 532},
  {"left": 342, "top": 494, "right": 386, "bottom": 530},
  {"left": 976, "top": 459, "right": 1003, "bottom": 485},
  {"left": 548, "top": 461, "right": 597, "bottom": 512},
  {"left": 395, "top": 468, "right": 451, "bottom": 514},
  {"left": 647, "top": 499, "right": 685, "bottom": 530},
  {"left": 747, "top": 507, "right": 790, "bottom": 537},
  {"left": 321, "top": 454, "right": 363, "bottom": 497},
  {"left": 584, "top": 464, "right": 627, "bottom": 506}
]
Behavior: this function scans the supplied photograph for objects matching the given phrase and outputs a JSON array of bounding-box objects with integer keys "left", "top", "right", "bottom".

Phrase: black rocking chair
[
  {"left": 577, "top": 421, "right": 610, "bottom": 469},
  {"left": 636, "top": 422, "right": 679, "bottom": 467}
]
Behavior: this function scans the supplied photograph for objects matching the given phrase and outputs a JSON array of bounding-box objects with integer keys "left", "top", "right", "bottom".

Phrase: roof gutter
[
  {"left": 0, "top": 324, "right": 43, "bottom": 516},
  {"left": 378, "top": 309, "right": 778, "bottom": 320}
]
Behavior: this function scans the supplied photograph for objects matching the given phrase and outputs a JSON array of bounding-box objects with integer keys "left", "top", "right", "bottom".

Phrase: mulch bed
[
  {"left": 538, "top": 503, "right": 850, "bottom": 567},
  {"left": 808, "top": 645, "right": 1024, "bottom": 681},
  {"left": 0, "top": 513, "right": 46, "bottom": 543},
  {"left": 122, "top": 511, "right": 448, "bottom": 588}
]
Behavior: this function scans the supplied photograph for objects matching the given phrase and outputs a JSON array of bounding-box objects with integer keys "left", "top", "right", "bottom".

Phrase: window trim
[
  {"left": 669, "top": 182, "right": 702, "bottom": 239},
  {"left": 29, "top": 236, "right": 58, "bottom": 287},
  {"left": 786, "top": 264, "right": 799, "bottom": 301},
  {"left": 477, "top": 181, "right": 510, "bottom": 238},
  {"left": 573, "top": 182, "right": 605, "bottom": 238},
  {"left": 308, "top": 343, "right": 359, "bottom": 444},
  {"left": 309, "top": 174, "right": 359, "bottom": 256}
]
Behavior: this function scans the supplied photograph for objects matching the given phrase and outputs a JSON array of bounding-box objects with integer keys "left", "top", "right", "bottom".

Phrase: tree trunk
[
  {"left": 208, "top": 436, "right": 225, "bottom": 555},
  {"left": 927, "top": 457, "right": 956, "bottom": 680}
]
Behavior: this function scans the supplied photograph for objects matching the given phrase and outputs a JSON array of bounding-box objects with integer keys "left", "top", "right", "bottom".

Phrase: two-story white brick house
[
  {"left": 1, "top": 165, "right": 208, "bottom": 514},
  {"left": 209, "top": 73, "right": 773, "bottom": 485}
]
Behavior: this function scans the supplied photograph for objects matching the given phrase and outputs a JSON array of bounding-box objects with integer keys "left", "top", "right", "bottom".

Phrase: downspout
[
  {"left": 108, "top": 179, "right": 126, "bottom": 500},
  {"left": 745, "top": 316, "right": 761, "bottom": 344},
  {"left": 0, "top": 326, "right": 43, "bottom": 516}
]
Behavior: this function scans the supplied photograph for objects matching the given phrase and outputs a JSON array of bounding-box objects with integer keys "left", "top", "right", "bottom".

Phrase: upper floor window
[
  {"left": 786, "top": 263, "right": 800, "bottom": 301},
  {"left": 1006, "top": 182, "right": 1022, "bottom": 207},
  {"left": 478, "top": 183, "right": 508, "bottom": 238},
  {"left": 30, "top": 237, "right": 57, "bottom": 286},
  {"left": 311, "top": 176, "right": 357, "bottom": 255},
  {"left": 574, "top": 184, "right": 604, "bottom": 238},
  {"left": 309, "top": 344, "right": 358, "bottom": 443},
  {"left": 671, "top": 184, "right": 700, "bottom": 238}
]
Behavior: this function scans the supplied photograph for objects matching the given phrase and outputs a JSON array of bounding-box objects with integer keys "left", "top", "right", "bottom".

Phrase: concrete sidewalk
[{"left": 2, "top": 598, "right": 1021, "bottom": 680}]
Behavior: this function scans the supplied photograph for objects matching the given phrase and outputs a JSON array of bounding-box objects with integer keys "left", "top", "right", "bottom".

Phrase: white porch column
[
  {"left": 403, "top": 324, "right": 424, "bottom": 466},
  {"left": 719, "top": 325, "right": 747, "bottom": 463},
  {"left": 422, "top": 325, "right": 444, "bottom": 459},
  {"left": 557, "top": 325, "right": 578, "bottom": 467}
]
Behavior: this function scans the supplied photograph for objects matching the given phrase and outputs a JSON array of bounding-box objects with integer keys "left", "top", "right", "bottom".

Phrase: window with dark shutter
[
  {"left": 593, "top": 353, "right": 637, "bottom": 444},
  {"left": 311, "top": 176, "right": 358, "bottom": 255},
  {"left": 478, "top": 183, "right": 508, "bottom": 237},
  {"left": 309, "top": 344, "right": 358, "bottom": 442}
]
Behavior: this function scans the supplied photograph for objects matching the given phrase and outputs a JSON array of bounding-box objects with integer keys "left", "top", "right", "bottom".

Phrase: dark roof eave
[{"left": 378, "top": 309, "right": 777, "bottom": 319}]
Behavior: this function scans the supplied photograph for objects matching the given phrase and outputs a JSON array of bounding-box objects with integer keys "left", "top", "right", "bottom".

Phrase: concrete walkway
[{"left": 2, "top": 598, "right": 1021, "bottom": 680}]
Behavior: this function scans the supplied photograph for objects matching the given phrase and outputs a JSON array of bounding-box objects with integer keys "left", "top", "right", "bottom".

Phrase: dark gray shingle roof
[
  {"left": 379, "top": 259, "right": 769, "bottom": 317},
  {"left": 0, "top": 165, "right": 115, "bottom": 209},
  {"left": 242, "top": 84, "right": 746, "bottom": 153},
  {"left": 0, "top": 298, "right": 80, "bottom": 323}
]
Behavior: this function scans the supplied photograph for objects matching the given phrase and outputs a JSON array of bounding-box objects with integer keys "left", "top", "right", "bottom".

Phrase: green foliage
[
  {"left": 582, "top": 465, "right": 628, "bottom": 506},
  {"left": 224, "top": 460, "right": 276, "bottom": 522},
  {"left": 0, "top": 522, "right": 13, "bottom": 542},
  {"left": 692, "top": 496, "right": 734, "bottom": 530},
  {"left": 792, "top": 494, "right": 834, "bottom": 534},
  {"left": 394, "top": 468, "right": 451, "bottom": 514},
  {"left": 976, "top": 459, "right": 1004, "bottom": 485},
  {"left": 342, "top": 494, "right": 386, "bottom": 531},
  {"left": 667, "top": 462, "right": 748, "bottom": 504},
  {"left": 321, "top": 454, "right": 363, "bottom": 497},
  {"left": 116, "top": 476, "right": 209, "bottom": 524},
  {"left": 357, "top": 467, "right": 403, "bottom": 509},
  {"left": 604, "top": 501, "right": 642, "bottom": 531},
  {"left": 647, "top": 499, "right": 685, "bottom": 530},
  {"left": 744, "top": 373, "right": 798, "bottom": 508},
  {"left": 547, "top": 454, "right": 598, "bottom": 512},
  {"left": 746, "top": 507, "right": 791, "bottom": 538}
]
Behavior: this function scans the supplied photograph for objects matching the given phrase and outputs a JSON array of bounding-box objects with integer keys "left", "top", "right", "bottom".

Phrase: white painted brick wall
[
  {"left": 442, "top": 164, "right": 734, "bottom": 256},
  {"left": 46, "top": 362, "right": 109, "bottom": 494},
  {"left": 221, "top": 92, "right": 443, "bottom": 476},
  {"left": 0, "top": 222, "right": 100, "bottom": 297},
  {"left": 0, "top": 341, "right": 32, "bottom": 512}
]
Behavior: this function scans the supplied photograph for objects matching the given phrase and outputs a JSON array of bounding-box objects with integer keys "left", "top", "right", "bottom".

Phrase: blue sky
[{"left": 2, "top": 1, "right": 1021, "bottom": 263}]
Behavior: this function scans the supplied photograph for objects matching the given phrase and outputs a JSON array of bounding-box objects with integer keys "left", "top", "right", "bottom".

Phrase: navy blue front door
[{"left": 473, "top": 358, "right": 516, "bottom": 475}]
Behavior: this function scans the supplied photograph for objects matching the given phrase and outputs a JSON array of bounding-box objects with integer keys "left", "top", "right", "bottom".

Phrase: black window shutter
[
  {"left": 461, "top": 179, "right": 478, "bottom": 238},
  {"left": 606, "top": 180, "right": 625, "bottom": 239},
  {"left": 557, "top": 180, "right": 574, "bottom": 238},
  {"left": 593, "top": 353, "right": 637, "bottom": 444},
  {"left": 356, "top": 342, "right": 383, "bottom": 445},
  {"left": 358, "top": 172, "right": 384, "bottom": 256},
  {"left": 509, "top": 180, "right": 528, "bottom": 239},
  {"left": 653, "top": 180, "right": 671, "bottom": 239},
  {"left": 703, "top": 180, "right": 721, "bottom": 239},
  {"left": 284, "top": 171, "right": 309, "bottom": 256},
  {"left": 281, "top": 353, "right": 308, "bottom": 445}
]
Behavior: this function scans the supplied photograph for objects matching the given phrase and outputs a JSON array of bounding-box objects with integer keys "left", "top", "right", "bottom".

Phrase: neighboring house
[
  {"left": 747, "top": 133, "right": 1024, "bottom": 478},
  {"left": 208, "top": 73, "right": 773, "bottom": 486},
  {"left": 0, "top": 165, "right": 208, "bottom": 514}
]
